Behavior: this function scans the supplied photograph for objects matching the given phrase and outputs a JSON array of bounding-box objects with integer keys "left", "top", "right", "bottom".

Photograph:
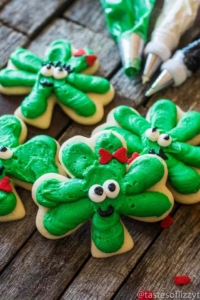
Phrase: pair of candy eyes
[
  {"left": 40, "top": 65, "right": 68, "bottom": 80},
  {"left": 145, "top": 128, "right": 172, "bottom": 147},
  {"left": 89, "top": 180, "right": 120, "bottom": 203},
  {"left": 0, "top": 147, "right": 13, "bottom": 159}
]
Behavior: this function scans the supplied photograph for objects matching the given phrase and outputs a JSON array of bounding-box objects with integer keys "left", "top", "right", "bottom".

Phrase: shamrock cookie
[
  {"left": 0, "top": 40, "right": 114, "bottom": 129},
  {"left": 0, "top": 115, "right": 27, "bottom": 221},
  {"left": 94, "top": 99, "right": 200, "bottom": 204},
  {"left": 32, "top": 131, "right": 173, "bottom": 258}
]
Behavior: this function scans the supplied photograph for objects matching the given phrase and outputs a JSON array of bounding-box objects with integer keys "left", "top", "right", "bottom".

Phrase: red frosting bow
[
  {"left": 73, "top": 48, "right": 97, "bottom": 66},
  {"left": 0, "top": 176, "right": 12, "bottom": 193},
  {"left": 99, "top": 147, "right": 139, "bottom": 165}
]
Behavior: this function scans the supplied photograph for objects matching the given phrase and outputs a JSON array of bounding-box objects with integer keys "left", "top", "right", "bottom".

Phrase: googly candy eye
[
  {"left": 89, "top": 184, "right": 106, "bottom": 203},
  {"left": 145, "top": 127, "right": 159, "bottom": 142},
  {"left": 53, "top": 67, "right": 68, "bottom": 79},
  {"left": 157, "top": 134, "right": 172, "bottom": 147},
  {"left": 0, "top": 146, "right": 13, "bottom": 159},
  {"left": 40, "top": 63, "right": 54, "bottom": 77},
  {"left": 103, "top": 180, "right": 120, "bottom": 199}
]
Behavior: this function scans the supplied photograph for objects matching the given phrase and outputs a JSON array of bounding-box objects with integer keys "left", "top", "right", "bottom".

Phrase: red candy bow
[
  {"left": 0, "top": 176, "right": 12, "bottom": 193},
  {"left": 73, "top": 48, "right": 97, "bottom": 66},
  {"left": 99, "top": 147, "right": 139, "bottom": 165}
]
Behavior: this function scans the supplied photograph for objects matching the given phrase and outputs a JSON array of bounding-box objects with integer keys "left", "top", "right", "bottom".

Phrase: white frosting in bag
[
  {"left": 145, "top": 0, "right": 200, "bottom": 61},
  {"left": 161, "top": 50, "right": 192, "bottom": 86}
]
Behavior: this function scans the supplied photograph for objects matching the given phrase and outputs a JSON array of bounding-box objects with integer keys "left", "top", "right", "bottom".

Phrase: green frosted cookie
[
  {"left": 32, "top": 131, "right": 173, "bottom": 258},
  {"left": 94, "top": 99, "right": 200, "bottom": 204},
  {"left": 0, "top": 40, "right": 114, "bottom": 129}
]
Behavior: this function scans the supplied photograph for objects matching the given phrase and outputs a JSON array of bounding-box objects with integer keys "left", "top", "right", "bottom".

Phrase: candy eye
[
  {"left": 53, "top": 67, "right": 68, "bottom": 79},
  {"left": 40, "top": 64, "right": 54, "bottom": 77},
  {"left": 89, "top": 184, "right": 106, "bottom": 203},
  {"left": 103, "top": 180, "right": 120, "bottom": 199},
  {"left": 145, "top": 127, "right": 159, "bottom": 142},
  {"left": 157, "top": 134, "right": 172, "bottom": 147},
  {"left": 0, "top": 146, "right": 13, "bottom": 159}
]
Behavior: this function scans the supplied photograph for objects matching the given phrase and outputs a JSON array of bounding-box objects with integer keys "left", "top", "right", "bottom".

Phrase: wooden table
[{"left": 0, "top": 1, "right": 199, "bottom": 299}]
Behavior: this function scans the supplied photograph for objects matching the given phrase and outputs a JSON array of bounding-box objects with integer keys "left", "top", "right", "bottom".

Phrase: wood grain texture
[
  {"left": 114, "top": 204, "right": 200, "bottom": 300},
  {"left": 0, "top": 0, "right": 73, "bottom": 36},
  {"left": 64, "top": 0, "right": 109, "bottom": 37},
  {"left": 0, "top": 23, "right": 27, "bottom": 68},
  {"left": 0, "top": 0, "right": 10, "bottom": 9},
  {"left": 0, "top": 224, "right": 91, "bottom": 300},
  {"left": 61, "top": 217, "right": 163, "bottom": 300},
  {"left": 0, "top": 188, "right": 37, "bottom": 273}
]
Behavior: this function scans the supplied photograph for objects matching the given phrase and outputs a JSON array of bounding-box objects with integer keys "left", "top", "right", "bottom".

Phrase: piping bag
[
  {"left": 100, "top": 0, "right": 156, "bottom": 77},
  {"left": 143, "top": 0, "right": 200, "bottom": 83},
  {"left": 145, "top": 38, "right": 200, "bottom": 96}
]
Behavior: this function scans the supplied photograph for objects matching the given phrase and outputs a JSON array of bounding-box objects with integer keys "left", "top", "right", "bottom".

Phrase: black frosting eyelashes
[{"left": 42, "top": 62, "right": 74, "bottom": 73}]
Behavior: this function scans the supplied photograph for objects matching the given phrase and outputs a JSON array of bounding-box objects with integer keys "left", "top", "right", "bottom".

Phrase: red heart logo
[
  {"left": 85, "top": 54, "right": 97, "bottom": 66},
  {"left": 0, "top": 176, "right": 12, "bottom": 192},
  {"left": 73, "top": 48, "right": 86, "bottom": 56},
  {"left": 113, "top": 147, "right": 128, "bottom": 163},
  {"left": 128, "top": 152, "right": 139, "bottom": 164},
  {"left": 99, "top": 149, "right": 112, "bottom": 164}
]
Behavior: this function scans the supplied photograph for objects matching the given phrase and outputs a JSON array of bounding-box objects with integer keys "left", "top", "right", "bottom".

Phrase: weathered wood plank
[
  {"left": 64, "top": 0, "right": 109, "bottom": 37},
  {"left": 114, "top": 204, "right": 200, "bottom": 300},
  {"left": 0, "top": 225, "right": 91, "bottom": 299},
  {"left": 0, "top": 0, "right": 10, "bottom": 9},
  {"left": 0, "top": 23, "right": 27, "bottom": 68},
  {"left": 0, "top": 0, "right": 73, "bottom": 36},
  {"left": 0, "top": 188, "right": 37, "bottom": 273},
  {"left": 110, "top": 70, "right": 151, "bottom": 108},
  {"left": 60, "top": 218, "right": 163, "bottom": 300}
]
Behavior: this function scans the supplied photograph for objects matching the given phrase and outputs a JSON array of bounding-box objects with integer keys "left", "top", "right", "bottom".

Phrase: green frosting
[
  {"left": 2, "top": 135, "right": 59, "bottom": 183},
  {"left": 0, "top": 40, "right": 111, "bottom": 121},
  {"left": 100, "top": 0, "right": 155, "bottom": 76},
  {"left": 0, "top": 115, "right": 23, "bottom": 148},
  {"left": 0, "top": 189, "right": 17, "bottom": 216},
  {"left": 35, "top": 131, "right": 172, "bottom": 254},
  {"left": 103, "top": 99, "right": 200, "bottom": 196},
  {"left": 100, "top": 0, "right": 155, "bottom": 41},
  {"left": 0, "top": 165, "right": 17, "bottom": 216}
]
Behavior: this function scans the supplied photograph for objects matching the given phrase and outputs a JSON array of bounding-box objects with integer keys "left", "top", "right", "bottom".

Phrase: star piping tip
[{"left": 142, "top": 75, "right": 149, "bottom": 84}]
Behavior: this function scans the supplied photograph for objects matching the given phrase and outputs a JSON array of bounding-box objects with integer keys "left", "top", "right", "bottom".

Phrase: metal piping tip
[
  {"left": 142, "top": 53, "right": 162, "bottom": 83},
  {"left": 118, "top": 33, "right": 144, "bottom": 77},
  {"left": 145, "top": 70, "right": 174, "bottom": 97}
]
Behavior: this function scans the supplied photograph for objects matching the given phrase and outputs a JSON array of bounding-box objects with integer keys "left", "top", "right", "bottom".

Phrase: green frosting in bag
[{"left": 100, "top": 0, "right": 155, "bottom": 76}]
